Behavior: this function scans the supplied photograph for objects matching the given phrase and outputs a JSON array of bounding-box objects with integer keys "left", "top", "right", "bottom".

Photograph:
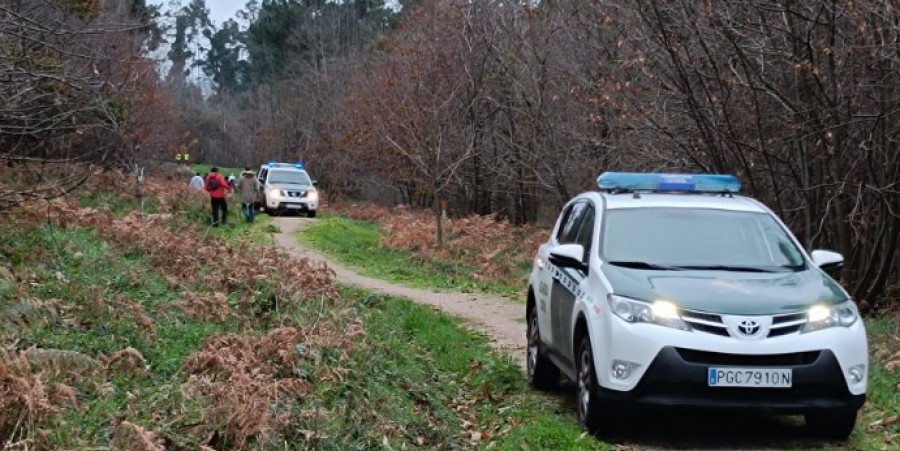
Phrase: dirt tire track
[{"left": 270, "top": 217, "right": 527, "bottom": 367}]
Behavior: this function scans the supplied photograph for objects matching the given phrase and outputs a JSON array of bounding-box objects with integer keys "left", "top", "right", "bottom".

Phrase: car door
[
  {"left": 550, "top": 201, "right": 593, "bottom": 363},
  {"left": 256, "top": 168, "right": 268, "bottom": 203},
  {"left": 535, "top": 203, "right": 575, "bottom": 347}
]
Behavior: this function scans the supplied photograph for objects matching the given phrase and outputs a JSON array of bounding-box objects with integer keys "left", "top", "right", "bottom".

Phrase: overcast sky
[{"left": 152, "top": 0, "right": 246, "bottom": 27}]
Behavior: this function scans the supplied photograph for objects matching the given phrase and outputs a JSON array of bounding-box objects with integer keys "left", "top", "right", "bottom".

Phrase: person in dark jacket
[
  {"left": 237, "top": 168, "right": 257, "bottom": 223},
  {"left": 205, "top": 167, "right": 233, "bottom": 227}
]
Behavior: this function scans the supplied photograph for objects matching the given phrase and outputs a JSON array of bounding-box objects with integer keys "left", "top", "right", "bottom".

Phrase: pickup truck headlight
[
  {"left": 306, "top": 190, "right": 318, "bottom": 202},
  {"left": 802, "top": 300, "right": 858, "bottom": 333},
  {"left": 608, "top": 295, "right": 691, "bottom": 331}
]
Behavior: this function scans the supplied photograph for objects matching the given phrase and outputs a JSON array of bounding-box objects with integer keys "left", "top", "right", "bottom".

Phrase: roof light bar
[
  {"left": 597, "top": 172, "right": 741, "bottom": 194},
  {"left": 266, "top": 160, "right": 306, "bottom": 170}
]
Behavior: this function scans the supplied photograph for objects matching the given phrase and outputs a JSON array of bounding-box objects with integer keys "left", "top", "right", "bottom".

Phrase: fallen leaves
[
  {"left": 885, "top": 350, "right": 900, "bottom": 372},
  {"left": 180, "top": 327, "right": 328, "bottom": 449}
]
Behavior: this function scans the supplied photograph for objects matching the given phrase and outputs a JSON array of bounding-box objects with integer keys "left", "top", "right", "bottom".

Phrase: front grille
[
  {"left": 678, "top": 309, "right": 809, "bottom": 338},
  {"left": 768, "top": 312, "right": 807, "bottom": 337},
  {"left": 691, "top": 322, "right": 730, "bottom": 336},
  {"left": 675, "top": 348, "right": 821, "bottom": 366},
  {"left": 285, "top": 191, "right": 306, "bottom": 198},
  {"left": 680, "top": 310, "right": 729, "bottom": 336}
]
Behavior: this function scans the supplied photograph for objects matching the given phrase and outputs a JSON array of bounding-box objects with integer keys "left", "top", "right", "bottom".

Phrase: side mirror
[
  {"left": 811, "top": 250, "right": 844, "bottom": 271},
  {"left": 548, "top": 244, "right": 587, "bottom": 272},
  {"left": 312, "top": 180, "right": 318, "bottom": 186}
]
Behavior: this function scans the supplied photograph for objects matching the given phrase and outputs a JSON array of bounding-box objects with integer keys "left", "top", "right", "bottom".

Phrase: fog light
[
  {"left": 848, "top": 364, "right": 865, "bottom": 383},
  {"left": 611, "top": 360, "right": 635, "bottom": 380}
]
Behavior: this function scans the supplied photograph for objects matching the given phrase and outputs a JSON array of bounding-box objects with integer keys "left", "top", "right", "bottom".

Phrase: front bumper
[
  {"left": 596, "top": 346, "right": 865, "bottom": 413},
  {"left": 593, "top": 312, "right": 868, "bottom": 396},
  {"left": 266, "top": 197, "right": 317, "bottom": 211}
]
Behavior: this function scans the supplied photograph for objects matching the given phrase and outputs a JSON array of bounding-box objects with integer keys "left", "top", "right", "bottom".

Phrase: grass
[
  {"left": 297, "top": 214, "right": 523, "bottom": 296},
  {"left": 0, "top": 205, "right": 600, "bottom": 448},
  {"left": 854, "top": 315, "right": 900, "bottom": 448},
  {"left": 297, "top": 286, "right": 605, "bottom": 450},
  {"left": 0, "top": 224, "right": 230, "bottom": 447},
  {"left": 191, "top": 163, "right": 245, "bottom": 177}
]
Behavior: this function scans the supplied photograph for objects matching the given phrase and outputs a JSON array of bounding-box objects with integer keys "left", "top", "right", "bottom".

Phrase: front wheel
[
  {"left": 805, "top": 409, "right": 857, "bottom": 440},
  {"left": 576, "top": 335, "right": 608, "bottom": 435},
  {"left": 526, "top": 304, "right": 558, "bottom": 390},
  {"left": 307, "top": 210, "right": 317, "bottom": 218}
]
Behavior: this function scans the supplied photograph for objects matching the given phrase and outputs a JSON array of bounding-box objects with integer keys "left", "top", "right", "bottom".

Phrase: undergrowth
[
  {"left": 299, "top": 212, "right": 536, "bottom": 296},
  {"left": 0, "top": 170, "right": 596, "bottom": 449}
]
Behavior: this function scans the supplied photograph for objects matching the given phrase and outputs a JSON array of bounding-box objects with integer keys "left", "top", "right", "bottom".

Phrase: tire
[
  {"left": 805, "top": 409, "right": 857, "bottom": 440},
  {"left": 576, "top": 335, "right": 607, "bottom": 435},
  {"left": 526, "top": 304, "right": 559, "bottom": 390},
  {"left": 307, "top": 210, "right": 317, "bottom": 218}
]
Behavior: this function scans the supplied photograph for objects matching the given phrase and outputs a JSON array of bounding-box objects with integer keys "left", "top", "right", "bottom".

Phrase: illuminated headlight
[
  {"left": 306, "top": 190, "right": 318, "bottom": 202},
  {"left": 802, "top": 300, "right": 859, "bottom": 333},
  {"left": 607, "top": 295, "right": 691, "bottom": 331},
  {"left": 267, "top": 188, "right": 281, "bottom": 199}
]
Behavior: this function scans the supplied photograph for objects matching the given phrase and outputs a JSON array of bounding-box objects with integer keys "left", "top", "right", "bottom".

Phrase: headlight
[
  {"left": 267, "top": 188, "right": 280, "bottom": 199},
  {"left": 802, "top": 300, "right": 858, "bottom": 333},
  {"left": 306, "top": 190, "right": 318, "bottom": 202},
  {"left": 607, "top": 295, "right": 691, "bottom": 331}
]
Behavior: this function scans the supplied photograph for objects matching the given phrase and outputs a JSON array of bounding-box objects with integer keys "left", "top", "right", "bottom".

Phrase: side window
[
  {"left": 554, "top": 204, "right": 574, "bottom": 243},
  {"left": 574, "top": 205, "right": 595, "bottom": 260},
  {"left": 258, "top": 169, "right": 267, "bottom": 184},
  {"left": 557, "top": 202, "right": 587, "bottom": 244}
]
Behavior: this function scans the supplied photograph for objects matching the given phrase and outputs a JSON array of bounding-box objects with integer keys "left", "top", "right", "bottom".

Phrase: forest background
[{"left": 1, "top": 0, "right": 897, "bottom": 308}]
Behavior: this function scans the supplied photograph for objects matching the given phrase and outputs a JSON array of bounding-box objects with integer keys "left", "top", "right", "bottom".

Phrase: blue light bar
[
  {"left": 294, "top": 161, "right": 304, "bottom": 169},
  {"left": 597, "top": 172, "right": 741, "bottom": 193}
]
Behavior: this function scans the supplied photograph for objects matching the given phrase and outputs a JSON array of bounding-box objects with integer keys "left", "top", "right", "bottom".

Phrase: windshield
[
  {"left": 269, "top": 170, "right": 311, "bottom": 185},
  {"left": 602, "top": 208, "right": 806, "bottom": 271}
]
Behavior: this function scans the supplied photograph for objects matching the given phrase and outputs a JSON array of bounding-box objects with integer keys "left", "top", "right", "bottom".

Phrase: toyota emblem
[{"left": 737, "top": 319, "right": 761, "bottom": 336}]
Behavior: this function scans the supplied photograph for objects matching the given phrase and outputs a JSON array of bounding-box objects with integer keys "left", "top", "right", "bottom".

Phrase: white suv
[
  {"left": 256, "top": 162, "right": 319, "bottom": 217},
  {"left": 526, "top": 172, "right": 867, "bottom": 439}
]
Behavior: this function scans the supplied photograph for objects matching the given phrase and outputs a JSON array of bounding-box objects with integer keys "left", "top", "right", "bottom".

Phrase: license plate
[
  {"left": 708, "top": 367, "right": 792, "bottom": 388},
  {"left": 285, "top": 204, "right": 306, "bottom": 209}
]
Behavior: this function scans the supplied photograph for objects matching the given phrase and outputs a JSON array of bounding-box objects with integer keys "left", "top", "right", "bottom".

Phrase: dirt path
[{"left": 270, "top": 217, "right": 527, "bottom": 367}]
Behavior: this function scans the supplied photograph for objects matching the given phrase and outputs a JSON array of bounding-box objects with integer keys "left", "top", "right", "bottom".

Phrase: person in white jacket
[{"left": 189, "top": 172, "right": 204, "bottom": 190}]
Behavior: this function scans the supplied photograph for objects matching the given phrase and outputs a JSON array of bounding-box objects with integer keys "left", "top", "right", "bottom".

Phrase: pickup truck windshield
[
  {"left": 269, "top": 170, "right": 311, "bottom": 186},
  {"left": 603, "top": 208, "right": 805, "bottom": 271}
]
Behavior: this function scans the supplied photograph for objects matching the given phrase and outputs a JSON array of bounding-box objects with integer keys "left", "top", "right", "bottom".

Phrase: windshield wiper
[
  {"left": 608, "top": 261, "right": 682, "bottom": 270},
  {"left": 673, "top": 265, "right": 775, "bottom": 273}
]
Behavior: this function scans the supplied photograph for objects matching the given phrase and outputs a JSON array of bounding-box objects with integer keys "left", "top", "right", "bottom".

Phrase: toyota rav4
[{"left": 526, "top": 172, "right": 867, "bottom": 439}]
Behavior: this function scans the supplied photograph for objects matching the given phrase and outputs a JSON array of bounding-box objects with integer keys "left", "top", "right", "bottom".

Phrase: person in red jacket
[{"left": 204, "top": 167, "right": 233, "bottom": 227}]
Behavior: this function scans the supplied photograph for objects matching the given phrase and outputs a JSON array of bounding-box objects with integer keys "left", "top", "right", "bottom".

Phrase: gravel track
[{"left": 270, "top": 216, "right": 527, "bottom": 367}]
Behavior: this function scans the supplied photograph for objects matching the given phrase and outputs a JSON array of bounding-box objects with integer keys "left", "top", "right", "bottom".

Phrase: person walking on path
[
  {"left": 189, "top": 172, "right": 204, "bottom": 190},
  {"left": 205, "top": 167, "right": 232, "bottom": 227},
  {"left": 237, "top": 168, "right": 258, "bottom": 223}
]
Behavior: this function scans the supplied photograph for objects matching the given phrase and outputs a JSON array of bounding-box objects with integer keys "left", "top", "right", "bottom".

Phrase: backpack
[{"left": 206, "top": 176, "right": 220, "bottom": 191}]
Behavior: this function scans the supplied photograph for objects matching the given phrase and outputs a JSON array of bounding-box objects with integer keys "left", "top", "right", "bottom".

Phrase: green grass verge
[
  {"left": 297, "top": 215, "right": 523, "bottom": 296},
  {"left": 297, "top": 286, "right": 606, "bottom": 449},
  {"left": 855, "top": 315, "right": 900, "bottom": 447},
  {"left": 191, "top": 163, "right": 245, "bottom": 177},
  {"left": 0, "top": 225, "right": 230, "bottom": 447}
]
